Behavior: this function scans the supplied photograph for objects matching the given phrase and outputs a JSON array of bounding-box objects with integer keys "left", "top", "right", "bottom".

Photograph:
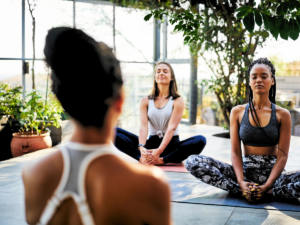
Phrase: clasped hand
[
  {"left": 139, "top": 147, "right": 161, "bottom": 165},
  {"left": 239, "top": 181, "right": 270, "bottom": 203}
]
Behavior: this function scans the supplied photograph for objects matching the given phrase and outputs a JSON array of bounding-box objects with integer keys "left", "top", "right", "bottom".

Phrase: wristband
[{"left": 138, "top": 144, "right": 145, "bottom": 148}]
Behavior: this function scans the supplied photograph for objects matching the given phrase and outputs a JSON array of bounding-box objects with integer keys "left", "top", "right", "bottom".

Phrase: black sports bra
[{"left": 239, "top": 103, "right": 280, "bottom": 147}]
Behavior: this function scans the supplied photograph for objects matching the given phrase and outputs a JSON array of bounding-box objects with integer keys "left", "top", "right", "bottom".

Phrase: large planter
[{"left": 10, "top": 131, "right": 52, "bottom": 157}]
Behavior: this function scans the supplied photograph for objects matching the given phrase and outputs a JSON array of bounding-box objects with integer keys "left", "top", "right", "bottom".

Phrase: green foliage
[
  {"left": 0, "top": 83, "right": 63, "bottom": 135},
  {"left": 243, "top": 12, "right": 255, "bottom": 33},
  {"left": 254, "top": 11, "right": 263, "bottom": 26},
  {"left": 289, "top": 18, "right": 300, "bottom": 40},
  {"left": 237, "top": 0, "right": 300, "bottom": 40},
  {"left": 145, "top": 9, "right": 203, "bottom": 44},
  {"left": 276, "top": 100, "right": 292, "bottom": 110},
  {"left": 143, "top": 1, "right": 268, "bottom": 127},
  {"left": 0, "top": 83, "right": 24, "bottom": 122}
]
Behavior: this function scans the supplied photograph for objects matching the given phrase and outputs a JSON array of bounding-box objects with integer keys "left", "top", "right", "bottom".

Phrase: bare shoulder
[
  {"left": 23, "top": 150, "right": 63, "bottom": 224},
  {"left": 274, "top": 104, "right": 291, "bottom": 122},
  {"left": 23, "top": 150, "right": 63, "bottom": 186},
  {"left": 173, "top": 97, "right": 184, "bottom": 107},
  {"left": 231, "top": 104, "right": 247, "bottom": 117},
  {"left": 140, "top": 96, "right": 149, "bottom": 105},
  {"left": 232, "top": 104, "right": 247, "bottom": 113},
  {"left": 274, "top": 104, "right": 290, "bottom": 115},
  {"left": 174, "top": 97, "right": 184, "bottom": 104}
]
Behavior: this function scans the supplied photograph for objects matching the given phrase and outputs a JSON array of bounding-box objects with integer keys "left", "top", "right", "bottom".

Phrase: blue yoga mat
[{"left": 170, "top": 180, "right": 300, "bottom": 211}]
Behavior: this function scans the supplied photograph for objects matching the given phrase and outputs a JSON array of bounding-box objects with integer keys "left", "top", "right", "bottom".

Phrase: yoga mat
[
  {"left": 157, "top": 163, "right": 188, "bottom": 173},
  {"left": 170, "top": 180, "right": 300, "bottom": 211}
]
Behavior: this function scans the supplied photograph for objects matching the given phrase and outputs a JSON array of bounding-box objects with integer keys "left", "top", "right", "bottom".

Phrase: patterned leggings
[{"left": 185, "top": 155, "right": 300, "bottom": 198}]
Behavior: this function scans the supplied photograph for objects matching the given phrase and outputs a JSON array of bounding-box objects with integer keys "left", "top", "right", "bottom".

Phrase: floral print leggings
[{"left": 185, "top": 155, "right": 300, "bottom": 198}]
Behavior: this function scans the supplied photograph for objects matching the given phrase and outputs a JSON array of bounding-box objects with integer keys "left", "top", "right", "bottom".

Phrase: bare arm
[
  {"left": 22, "top": 152, "right": 63, "bottom": 225},
  {"left": 157, "top": 97, "right": 184, "bottom": 154},
  {"left": 139, "top": 97, "right": 149, "bottom": 153},
  {"left": 230, "top": 106, "right": 244, "bottom": 184},
  {"left": 148, "top": 168, "right": 173, "bottom": 225},
  {"left": 261, "top": 109, "right": 291, "bottom": 191}
]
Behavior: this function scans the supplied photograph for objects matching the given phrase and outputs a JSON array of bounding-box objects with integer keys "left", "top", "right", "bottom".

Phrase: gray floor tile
[
  {"left": 165, "top": 172, "right": 198, "bottom": 181},
  {"left": 172, "top": 202, "right": 235, "bottom": 225},
  {"left": 225, "top": 207, "right": 300, "bottom": 225}
]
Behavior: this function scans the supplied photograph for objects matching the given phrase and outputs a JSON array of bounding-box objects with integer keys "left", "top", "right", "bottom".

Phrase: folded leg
[
  {"left": 114, "top": 127, "right": 140, "bottom": 160},
  {"left": 273, "top": 170, "right": 300, "bottom": 198},
  {"left": 185, "top": 155, "right": 240, "bottom": 194},
  {"left": 162, "top": 135, "right": 206, "bottom": 163}
]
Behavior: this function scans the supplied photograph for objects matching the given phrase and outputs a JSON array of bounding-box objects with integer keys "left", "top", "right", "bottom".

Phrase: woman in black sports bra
[{"left": 185, "top": 57, "right": 300, "bottom": 202}]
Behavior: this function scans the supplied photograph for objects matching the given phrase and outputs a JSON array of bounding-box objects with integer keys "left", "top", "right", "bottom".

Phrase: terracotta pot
[{"left": 10, "top": 131, "right": 52, "bottom": 157}]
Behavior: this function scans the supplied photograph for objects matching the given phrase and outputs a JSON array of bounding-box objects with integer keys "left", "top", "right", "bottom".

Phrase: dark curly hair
[
  {"left": 44, "top": 27, "right": 123, "bottom": 128},
  {"left": 247, "top": 57, "right": 276, "bottom": 128}
]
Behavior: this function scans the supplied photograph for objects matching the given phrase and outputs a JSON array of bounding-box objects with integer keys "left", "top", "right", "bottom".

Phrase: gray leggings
[{"left": 185, "top": 155, "right": 300, "bottom": 198}]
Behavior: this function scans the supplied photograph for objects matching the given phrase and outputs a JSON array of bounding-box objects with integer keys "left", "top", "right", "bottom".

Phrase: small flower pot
[{"left": 10, "top": 131, "right": 52, "bottom": 157}]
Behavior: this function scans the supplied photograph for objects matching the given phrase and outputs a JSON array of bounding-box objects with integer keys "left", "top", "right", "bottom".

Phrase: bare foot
[
  {"left": 139, "top": 157, "right": 149, "bottom": 165},
  {"left": 154, "top": 158, "right": 164, "bottom": 165}
]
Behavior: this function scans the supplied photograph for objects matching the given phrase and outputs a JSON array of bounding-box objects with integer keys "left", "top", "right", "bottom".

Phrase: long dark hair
[
  {"left": 247, "top": 57, "right": 288, "bottom": 157},
  {"left": 148, "top": 61, "right": 180, "bottom": 100}
]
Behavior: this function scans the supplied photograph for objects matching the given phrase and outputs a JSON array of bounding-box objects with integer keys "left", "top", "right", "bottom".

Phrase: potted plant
[
  {"left": 0, "top": 83, "right": 23, "bottom": 160},
  {"left": 10, "top": 90, "right": 63, "bottom": 157}
]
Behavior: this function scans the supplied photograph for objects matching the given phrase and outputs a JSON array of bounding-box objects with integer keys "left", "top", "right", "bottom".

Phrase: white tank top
[
  {"left": 37, "top": 141, "right": 137, "bottom": 225},
  {"left": 147, "top": 97, "right": 179, "bottom": 138}
]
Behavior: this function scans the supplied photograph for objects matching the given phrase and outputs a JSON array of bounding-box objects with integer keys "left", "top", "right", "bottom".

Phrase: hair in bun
[{"left": 44, "top": 27, "right": 123, "bottom": 128}]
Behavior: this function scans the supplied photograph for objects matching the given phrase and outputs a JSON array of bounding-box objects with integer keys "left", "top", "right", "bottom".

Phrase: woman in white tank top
[
  {"left": 22, "top": 28, "right": 171, "bottom": 225},
  {"left": 115, "top": 62, "right": 206, "bottom": 165}
]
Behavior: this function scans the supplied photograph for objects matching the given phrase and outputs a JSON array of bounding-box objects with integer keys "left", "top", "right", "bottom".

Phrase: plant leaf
[
  {"left": 276, "top": 2, "right": 289, "bottom": 16},
  {"left": 296, "top": 15, "right": 300, "bottom": 26},
  {"left": 254, "top": 11, "right": 263, "bottom": 26},
  {"left": 237, "top": 10, "right": 249, "bottom": 19},
  {"left": 236, "top": 6, "right": 251, "bottom": 12},
  {"left": 278, "top": 16, "right": 289, "bottom": 40},
  {"left": 262, "top": 13, "right": 270, "bottom": 30},
  {"left": 288, "top": 0, "right": 296, "bottom": 10},
  {"left": 243, "top": 12, "right": 255, "bottom": 33},
  {"left": 294, "top": 0, "right": 300, "bottom": 10},
  {"left": 144, "top": 14, "right": 152, "bottom": 21},
  {"left": 269, "top": 16, "right": 279, "bottom": 40},
  {"left": 184, "top": 36, "right": 191, "bottom": 43},
  {"left": 289, "top": 18, "right": 299, "bottom": 40}
]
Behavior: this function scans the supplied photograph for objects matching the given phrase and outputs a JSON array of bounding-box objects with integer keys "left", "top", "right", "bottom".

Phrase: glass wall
[{"left": 0, "top": 0, "right": 208, "bottom": 129}]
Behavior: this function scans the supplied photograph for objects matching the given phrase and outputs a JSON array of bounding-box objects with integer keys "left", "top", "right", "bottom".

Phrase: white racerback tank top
[
  {"left": 37, "top": 141, "right": 137, "bottom": 225},
  {"left": 147, "top": 97, "right": 179, "bottom": 138}
]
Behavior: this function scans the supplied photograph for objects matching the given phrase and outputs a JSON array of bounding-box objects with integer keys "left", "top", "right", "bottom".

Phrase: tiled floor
[{"left": 0, "top": 124, "right": 299, "bottom": 225}]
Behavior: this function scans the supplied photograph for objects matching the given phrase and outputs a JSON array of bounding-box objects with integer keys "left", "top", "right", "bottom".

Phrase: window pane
[
  {"left": 0, "top": 1, "right": 22, "bottom": 58},
  {"left": 0, "top": 60, "right": 22, "bottom": 87},
  {"left": 25, "top": 0, "right": 73, "bottom": 59}
]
